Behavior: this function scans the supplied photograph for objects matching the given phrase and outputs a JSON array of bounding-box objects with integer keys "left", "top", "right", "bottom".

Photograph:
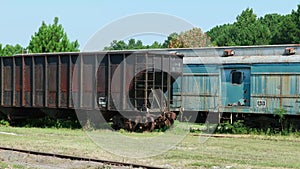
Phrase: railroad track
[
  {"left": 0, "top": 146, "right": 166, "bottom": 169},
  {"left": 194, "top": 134, "right": 251, "bottom": 138}
]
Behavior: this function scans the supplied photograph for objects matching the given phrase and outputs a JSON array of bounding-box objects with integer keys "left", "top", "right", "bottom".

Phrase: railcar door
[{"left": 221, "top": 67, "right": 251, "bottom": 107}]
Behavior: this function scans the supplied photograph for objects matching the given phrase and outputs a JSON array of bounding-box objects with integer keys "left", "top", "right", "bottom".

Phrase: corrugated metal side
[
  {"left": 0, "top": 51, "right": 183, "bottom": 113},
  {"left": 96, "top": 54, "right": 107, "bottom": 108},
  {"left": 181, "top": 64, "right": 219, "bottom": 111},
  {"left": 34, "top": 56, "right": 45, "bottom": 107},
  {"left": 3, "top": 58, "right": 13, "bottom": 106},
  {"left": 109, "top": 53, "right": 123, "bottom": 111},
  {"left": 24, "top": 57, "right": 32, "bottom": 107},
  {"left": 180, "top": 62, "right": 300, "bottom": 115},
  {"left": 60, "top": 56, "right": 69, "bottom": 108},
  {"left": 251, "top": 63, "right": 300, "bottom": 115},
  {"left": 82, "top": 55, "right": 95, "bottom": 108},
  {"left": 70, "top": 55, "right": 78, "bottom": 108},
  {"left": 14, "top": 57, "right": 22, "bottom": 107},
  {"left": 47, "top": 56, "right": 58, "bottom": 107}
]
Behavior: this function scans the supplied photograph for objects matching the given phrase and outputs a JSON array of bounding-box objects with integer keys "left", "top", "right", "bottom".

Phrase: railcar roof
[
  {"left": 11, "top": 44, "right": 300, "bottom": 64},
  {"left": 180, "top": 44, "right": 300, "bottom": 64},
  {"left": 12, "top": 50, "right": 182, "bottom": 57}
]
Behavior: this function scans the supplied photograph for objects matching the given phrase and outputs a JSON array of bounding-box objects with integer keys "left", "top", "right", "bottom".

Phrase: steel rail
[{"left": 0, "top": 146, "right": 166, "bottom": 169}]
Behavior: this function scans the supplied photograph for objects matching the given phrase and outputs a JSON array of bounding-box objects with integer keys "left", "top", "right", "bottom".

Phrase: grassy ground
[
  {"left": 0, "top": 162, "right": 27, "bottom": 169},
  {"left": 0, "top": 126, "right": 300, "bottom": 169}
]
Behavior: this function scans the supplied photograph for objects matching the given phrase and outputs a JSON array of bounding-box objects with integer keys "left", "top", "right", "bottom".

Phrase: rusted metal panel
[
  {"left": 60, "top": 55, "right": 69, "bottom": 108},
  {"left": 123, "top": 54, "right": 134, "bottom": 110},
  {"left": 3, "top": 58, "right": 13, "bottom": 106},
  {"left": 0, "top": 58, "right": 3, "bottom": 106},
  {"left": 71, "top": 55, "right": 79, "bottom": 108},
  {"left": 109, "top": 54, "right": 123, "bottom": 111},
  {"left": 12, "top": 57, "right": 16, "bottom": 107},
  {"left": 14, "top": 57, "right": 22, "bottom": 107},
  {"left": 68, "top": 55, "right": 77, "bottom": 108},
  {"left": 96, "top": 54, "right": 107, "bottom": 109},
  {"left": 34, "top": 57, "right": 45, "bottom": 107},
  {"left": 0, "top": 51, "right": 183, "bottom": 115},
  {"left": 97, "top": 52, "right": 183, "bottom": 112},
  {"left": 24, "top": 57, "right": 32, "bottom": 107},
  {"left": 81, "top": 54, "right": 95, "bottom": 108},
  {"left": 47, "top": 56, "right": 58, "bottom": 107}
]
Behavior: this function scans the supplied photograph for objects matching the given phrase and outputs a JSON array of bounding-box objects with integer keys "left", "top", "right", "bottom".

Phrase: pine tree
[{"left": 28, "top": 17, "right": 79, "bottom": 53}]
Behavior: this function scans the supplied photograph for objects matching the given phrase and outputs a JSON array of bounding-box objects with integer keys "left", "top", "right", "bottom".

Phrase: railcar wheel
[{"left": 111, "top": 111, "right": 176, "bottom": 132}]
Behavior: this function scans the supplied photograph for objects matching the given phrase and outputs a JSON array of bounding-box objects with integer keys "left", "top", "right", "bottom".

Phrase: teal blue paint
[
  {"left": 180, "top": 61, "right": 300, "bottom": 115},
  {"left": 288, "top": 76, "right": 297, "bottom": 95},
  {"left": 252, "top": 64, "right": 300, "bottom": 73},
  {"left": 222, "top": 84, "right": 244, "bottom": 105},
  {"left": 184, "top": 64, "right": 219, "bottom": 73},
  {"left": 252, "top": 75, "right": 263, "bottom": 94},
  {"left": 221, "top": 68, "right": 251, "bottom": 106},
  {"left": 181, "top": 64, "right": 220, "bottom": 111}
]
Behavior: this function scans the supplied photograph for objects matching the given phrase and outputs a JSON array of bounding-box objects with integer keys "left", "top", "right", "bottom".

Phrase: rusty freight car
[{"left": 0, "top": 51, "right": 184, "bottom": 131}]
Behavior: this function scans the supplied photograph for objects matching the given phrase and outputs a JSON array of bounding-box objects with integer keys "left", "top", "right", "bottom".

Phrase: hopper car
[{"left": 0, "top": 51, "right": 184, "bottom": 131}]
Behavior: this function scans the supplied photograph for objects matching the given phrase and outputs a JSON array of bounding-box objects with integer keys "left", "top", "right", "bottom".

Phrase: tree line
[
  {"left": 1, "top": 4, "right": 300, "bottom": 55},
  {"left": 207, "top": 6, "right": 300, "bottom": 46},
  {"left": 0, "top": 17, "right": 79, "bottom": 56},
  {"left": 107, "top": 5, "right": 300, "bottom": 50}
]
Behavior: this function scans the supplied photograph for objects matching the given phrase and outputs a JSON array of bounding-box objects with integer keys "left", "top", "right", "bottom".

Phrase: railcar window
[{"left": 231, "top": 70, "right": 243, "bottom": 84}]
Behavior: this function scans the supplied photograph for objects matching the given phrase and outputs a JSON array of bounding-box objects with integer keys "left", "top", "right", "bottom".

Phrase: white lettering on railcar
[{"left": 257, "top": 100, "right": 266, "bottom": 108}]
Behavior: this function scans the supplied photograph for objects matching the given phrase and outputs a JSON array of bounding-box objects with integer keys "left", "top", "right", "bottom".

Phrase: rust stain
[{"left": 281, "top": 75, "right": 290, "bottom": 107}]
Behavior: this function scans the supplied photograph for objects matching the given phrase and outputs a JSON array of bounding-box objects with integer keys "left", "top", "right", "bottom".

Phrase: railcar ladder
[{"left": 134, "top": 54, "right": 155, "bottom": 111}]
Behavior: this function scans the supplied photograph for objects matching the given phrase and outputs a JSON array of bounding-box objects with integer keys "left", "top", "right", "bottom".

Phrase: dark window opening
[{"left": 231, "top": 70, "right": 243, "bottom": 84}]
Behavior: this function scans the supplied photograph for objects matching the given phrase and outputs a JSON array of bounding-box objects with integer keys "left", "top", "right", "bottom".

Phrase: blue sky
[{"left": 1, "top": 0, "right": 300, "bottom": 50}]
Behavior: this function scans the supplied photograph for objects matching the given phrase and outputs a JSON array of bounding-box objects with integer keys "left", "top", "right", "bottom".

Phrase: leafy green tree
[
  {"left": 162, "top": 33, "right": 181, "bottom": 48},
  {"left": 28, "top": 17, "right": 79, "bottom": 53},
  {"left": 104, "top": 40, "right": 127, "bottom": 50},
  {"left": 148, "top": 41, "right": 162, "bottom": 48},
  {"left": 0, "top": 43, "right": 2, "bottom": 56},
  {"left": 271, "top": 14, "right": 298, "bottom": 44},
  {"left": 232, "top": 8, "right": 271, "bottom": 45},
  {"left": 207, "top": 24, "right": 237, "bottom": 46},
  {"left": 104, "top": 38, "right": 163, "bottom": 50},
  {"left": 271, "top": 5, "right": 300, "bottom": 44},
  {"left": 290, "top": 4, "right": 300, "bottom": 43},
  {"left": 259, "top": 14, "right": 284, "bottom": 38},
  {"left": 0, "top": 44, "right": 24, "bottom": 56},
  {"left": 208, "top": 8, "right": 271, "bottom": 46},
  {"left": 208, "top": 5, "right": 300, "bottom": 46},
  {"left": 127, "top": 39, "right": 144, "bottom": 49},
  {"left": 3, "top": 44, "right": 23, "bottom": 56}
]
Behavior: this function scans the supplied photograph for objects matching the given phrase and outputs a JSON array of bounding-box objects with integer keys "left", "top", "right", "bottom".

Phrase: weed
[
  {"left": 274, "top": 108, "right": 287, "bottom": 131},
  {"left": 216, "top": 120, "right": 300, "bottom": 136},
  {"left": 231, "top": 120, "right": 248, "bottom": 134},
  {"left": 0, "top": 119, "right": 10, "bottom": 127},
  {"left": 14, "top": 116, "right": 81, "bottom": 129}
]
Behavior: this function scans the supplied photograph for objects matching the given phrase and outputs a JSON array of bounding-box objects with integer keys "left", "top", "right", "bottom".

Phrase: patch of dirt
[{"left": 0, "top": 149, "right": 129, "bottom": 169}]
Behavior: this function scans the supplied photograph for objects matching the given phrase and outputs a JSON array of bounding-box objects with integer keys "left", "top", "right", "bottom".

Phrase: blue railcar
[{"left": 170, "top": 45, "right": 300, "bottom": 124}]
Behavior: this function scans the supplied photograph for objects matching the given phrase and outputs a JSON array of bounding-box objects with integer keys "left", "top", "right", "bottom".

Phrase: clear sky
[{"left": 1, "top": 0, "right": 300, "bottom": 50}]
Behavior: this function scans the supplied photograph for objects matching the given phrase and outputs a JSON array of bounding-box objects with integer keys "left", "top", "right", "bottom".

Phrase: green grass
[
  {"left": 0, "top": 161, "right": 31, "bottom": 169},
  {"left": 0, "top": 126, "right": 300, "bottom": 168}
]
